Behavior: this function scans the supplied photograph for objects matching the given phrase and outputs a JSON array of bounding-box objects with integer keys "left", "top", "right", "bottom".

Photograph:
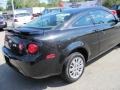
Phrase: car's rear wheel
[{"left": 61, "top": 52, "right": 85, "bottom": 83}]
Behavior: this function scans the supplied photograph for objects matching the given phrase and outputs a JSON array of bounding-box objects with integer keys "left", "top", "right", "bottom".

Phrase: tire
[{"left": 61, "top": 52, "right": 85, "bottom": 83}]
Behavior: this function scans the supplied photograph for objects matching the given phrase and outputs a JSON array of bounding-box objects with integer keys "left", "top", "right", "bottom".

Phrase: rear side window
[
  {"left": 118, "top": 5, "right": 120, "bottom": 10},
  {"left": 72, "top": 15, "right": 93, "bottom": 27},
  {"left": 112, "top": 5, "right": 117, "bottom": 10},
  {"left": 89, "top": 10, "right": 116, "bottom": 26},
  {"left": 23, "top": 12, "right": 73, "bottom": 29}
]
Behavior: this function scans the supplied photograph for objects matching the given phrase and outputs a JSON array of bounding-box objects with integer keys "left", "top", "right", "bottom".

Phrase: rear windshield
[{"left": 23, "top": 12, "right": 73, "bottom": 29}]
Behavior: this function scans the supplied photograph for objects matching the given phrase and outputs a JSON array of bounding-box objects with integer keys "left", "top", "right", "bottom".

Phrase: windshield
[{"left": 23, "top": 12, "right": 73, "bottom": 29}]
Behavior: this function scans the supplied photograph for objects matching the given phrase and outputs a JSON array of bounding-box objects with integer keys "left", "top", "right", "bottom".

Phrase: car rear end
[
  {"left": 3, "top": 9, "right": 77, "bottom": 79},
  {"left": 3, "top": 28, "right": 61, "bottom": 79}
]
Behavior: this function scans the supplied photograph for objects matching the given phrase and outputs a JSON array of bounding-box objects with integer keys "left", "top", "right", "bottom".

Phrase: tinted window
[
  {"left": 112, "top": 5, "right": 117, "bottom": 9},
  {"left": 90, "top": 10, "right": 116, "bottom": 26},
  {"left": 23, "top": 12, "right": 73, "bottom": 29},
  {"left": 73, "top": 15, "right": 93, "bottom": 27},
  {"left": 118, "top": 5, "right": 120, "bottom": 10}
]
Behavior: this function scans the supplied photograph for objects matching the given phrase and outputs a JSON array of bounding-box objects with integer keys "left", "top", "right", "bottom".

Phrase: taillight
[
  {"left": 27, "top": 43, "right": 39, "bottom": 54},
  {"left": 111, "top": 10, "right": 117, "bottom": 15},
  {"left": 14, "top": 19, "right": 18, "bottom": 22}
]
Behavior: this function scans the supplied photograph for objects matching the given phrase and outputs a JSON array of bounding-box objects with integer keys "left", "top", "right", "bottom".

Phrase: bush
[{"left": 103, "top": 0, "right": 120, "bottom": 8}]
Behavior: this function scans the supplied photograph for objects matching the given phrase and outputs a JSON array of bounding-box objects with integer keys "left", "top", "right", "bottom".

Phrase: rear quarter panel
[{"left": 36, "top": 26, "right": 99, "bottom": 65}]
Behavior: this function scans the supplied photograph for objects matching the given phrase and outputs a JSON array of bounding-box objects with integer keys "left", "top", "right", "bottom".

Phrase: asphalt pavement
[{"left": 0, "top": 31, "right": 120, "bottom": 90}]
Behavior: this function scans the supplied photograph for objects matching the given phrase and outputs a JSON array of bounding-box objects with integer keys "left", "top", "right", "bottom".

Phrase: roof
[
  {"left": 42, "top": 6, "right": 109, "bottom": 17},
  {"left": 62, "top": 6, "right": 108, "bottom": 14}
]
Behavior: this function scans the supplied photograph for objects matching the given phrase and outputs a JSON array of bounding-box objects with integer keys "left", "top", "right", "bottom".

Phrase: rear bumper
[{"left": 2, "top": 47, "right": 61, "bottom": 79}]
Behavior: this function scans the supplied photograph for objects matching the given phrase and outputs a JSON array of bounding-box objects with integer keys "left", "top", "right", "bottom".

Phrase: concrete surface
[{"left": 0, "top": 31, "right": 120, "bottom": 90}]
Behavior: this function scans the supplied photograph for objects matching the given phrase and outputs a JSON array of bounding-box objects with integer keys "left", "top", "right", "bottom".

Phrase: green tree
[
  {"left": 7, "top": 0, "right": 40, "bottom": 10},
  {"left": 7, "top": 0, "right": 22, "bottom": 10},
  {"left": 103, "top": 0, "right": 120, "bottom": 8},
  {"left": 0, "top": 7, "right": 4, "bottom": 11},
  {"left": 70, "top": 0, "right": 84, "bottom": 2},
  {"left": 23, "top": 0, "right": 40, "bottom": 7}
]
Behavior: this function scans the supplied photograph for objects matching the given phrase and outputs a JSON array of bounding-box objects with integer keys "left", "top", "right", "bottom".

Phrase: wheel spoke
[{"left": 69, "top": 57, "right": 84, "bottom": 79}]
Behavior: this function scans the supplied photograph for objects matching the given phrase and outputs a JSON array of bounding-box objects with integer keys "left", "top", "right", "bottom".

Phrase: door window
[
  {"left": 72, "top": 15, "right": 93, "bottom": 27},
  {"left": 118, "top": 5, "right": 120, "bottom": 10},
  {"left": 90, "top": 10, "right": 117, "bottom": 26}
]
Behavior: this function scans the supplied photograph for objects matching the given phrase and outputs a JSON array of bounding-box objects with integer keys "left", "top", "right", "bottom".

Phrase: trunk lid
[
  {"left": 4, "top": 27, "right": 44, "bottom": 55},
  {"left": 8, "top": 27, "right": 44, "bottom": 36}
]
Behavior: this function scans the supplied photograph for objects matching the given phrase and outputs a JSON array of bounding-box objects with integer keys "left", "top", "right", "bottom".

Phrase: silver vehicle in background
[{"left": 0, "top": 15, "right": 7, "bottom": 30}]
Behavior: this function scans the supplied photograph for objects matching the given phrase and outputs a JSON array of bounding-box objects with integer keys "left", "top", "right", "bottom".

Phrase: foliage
[
  {"left": 48, "top": 0, "right": 61, "bottom": 7},
  {"left": 6, "top": 0, "right": 62, "bottom": 9},
  {"left": 7, "top": 0, "right": 40, "bottom": 10},
  {"left": 0, "top": 7, "right": 4, "bottom": 11},
  {"left": 6, "top": 0, "right": 120, "bottom": 10},
  {"left": 103, "top": 0, "right": 120, "bottom": 8},
  {"left": 69, "top": 0, "right": 84, "bottom": 2}
]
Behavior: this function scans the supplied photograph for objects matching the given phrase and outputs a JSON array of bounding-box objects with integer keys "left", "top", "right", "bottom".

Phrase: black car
[
  {"left": 0, "top": 15, "right": 7, "bottom": 30},
  {"left": 111, "top": 5, "right": 120, "bottom": 18},
  {"left": 3, "top": 6, "right": 120, "bottom": 83}
]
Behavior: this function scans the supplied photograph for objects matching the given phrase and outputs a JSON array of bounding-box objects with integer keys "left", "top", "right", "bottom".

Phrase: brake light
[
  {"left": 28, "top": 43, "right": 39, "bottom": 54},
  {"left": 14, "top": 19, "right": 18, "bottom": 22},
  {"left": 111, "top": 10, "right": 117, "bottom": 15}
]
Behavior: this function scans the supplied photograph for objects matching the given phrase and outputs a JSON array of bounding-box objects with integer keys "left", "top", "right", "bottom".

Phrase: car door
[
  {"left": 71, "top": 14, "right": 100, "bottom": 59},
  {"left": 89, "top": 9, "right": 119, "bottom": 53}
]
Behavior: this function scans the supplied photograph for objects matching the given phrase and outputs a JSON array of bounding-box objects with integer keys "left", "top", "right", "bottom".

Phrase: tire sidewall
[{"left": 64, "top": 52, "right": 85, "bottom": 83}]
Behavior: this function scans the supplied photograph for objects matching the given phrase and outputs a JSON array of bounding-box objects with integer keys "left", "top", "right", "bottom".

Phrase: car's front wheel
[{"left": 61, "top": 52, "right": 85, "bottom": 83}]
